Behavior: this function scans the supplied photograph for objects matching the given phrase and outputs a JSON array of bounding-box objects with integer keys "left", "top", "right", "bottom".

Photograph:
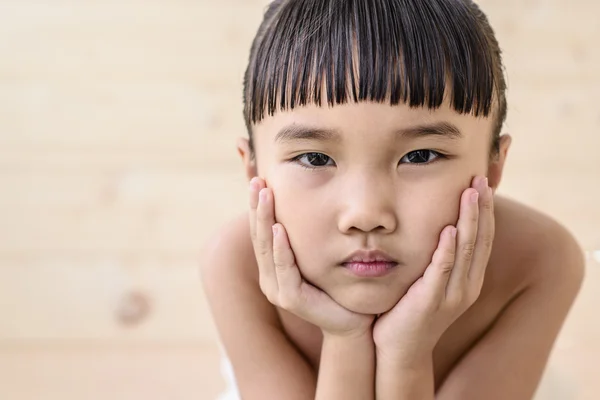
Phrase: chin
[{"left": 330, "top": 285, "right": 403, "bottom": 315}]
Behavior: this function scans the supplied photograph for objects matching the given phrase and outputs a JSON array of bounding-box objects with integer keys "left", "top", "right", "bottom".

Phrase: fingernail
[
  {"left": 470, "top": 191, "right": 479, "bottom": 203},
  {"left": 259, "top": 188, "right": 267, "bottom": 202},
  {"left": 272, "top": 225, "right": 278, "bottom": 236},
  {"left": 451, "top": 227, "right": 457, "bottom": 238},
  {"left": 249, "top": 179, "right": 257, "bottom": 191},
  {"left": 484, "top": 177, "right": 489, "bottom": 188}
]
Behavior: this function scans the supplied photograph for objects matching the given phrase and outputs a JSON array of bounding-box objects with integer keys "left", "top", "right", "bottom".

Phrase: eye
[
  {"left": 400, "top": 150, "right": 444, "bottom": 165},
  {"left": 293, "top": 152, "right": 335, "bottom": 170}
]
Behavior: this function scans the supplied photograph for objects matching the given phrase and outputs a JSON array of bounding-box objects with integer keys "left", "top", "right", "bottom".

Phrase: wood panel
[
  {"left": 0, "top": 342, "right": 225, "bottom": 400},
  {"left": 0, "top": 256, "right": 218, "bottom": 341},
  {"left": 0, "top": 0, "right": 598, "bottom": 398}
]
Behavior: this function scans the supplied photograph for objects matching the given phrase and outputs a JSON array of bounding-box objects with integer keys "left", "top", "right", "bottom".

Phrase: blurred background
[{"left": 0, "top": 0, "right": 598, "bottom": 399}]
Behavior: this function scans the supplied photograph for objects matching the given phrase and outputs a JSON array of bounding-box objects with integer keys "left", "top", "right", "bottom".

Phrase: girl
[{"left": 202, "top": 1, "right": 585, "bottom": 398}]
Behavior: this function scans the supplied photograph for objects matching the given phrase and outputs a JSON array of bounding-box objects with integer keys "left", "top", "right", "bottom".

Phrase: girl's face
[{"left": 248, "top": 100, "right": 503, "bottom": 314}]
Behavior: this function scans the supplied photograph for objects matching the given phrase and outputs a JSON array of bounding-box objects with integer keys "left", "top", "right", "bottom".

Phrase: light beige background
[{"left": 0, "top": 0, "right": 598, "bottom": 399}]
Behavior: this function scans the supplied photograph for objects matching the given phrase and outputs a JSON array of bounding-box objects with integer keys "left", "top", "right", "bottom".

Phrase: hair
[{"left": 242, "top": 0, "right": 508, "bottom": 159}]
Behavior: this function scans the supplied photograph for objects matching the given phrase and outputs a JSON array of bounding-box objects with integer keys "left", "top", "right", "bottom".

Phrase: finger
[
  {"left": 272, "top": 226, "right": 363, "bottom": 329},
  {"left": 271, "top": 223, "right": 303, "bottom": 309},
  {"left": 446, "top": 185, "right": 480, "bottom": 296},
  {"left": 422, "top": 225, "right": 457, "bottom": 304},
  {"left": 468, "top": 178, "right": 495, "bottom": 286},
  {"left": 254, "top": 187, "right": 278, "bottom": 296},
  {"left": 248, "top": 177, "right": 265, "bottom": 242}
]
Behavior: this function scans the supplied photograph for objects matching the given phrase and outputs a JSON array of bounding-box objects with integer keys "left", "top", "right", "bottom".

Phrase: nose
[{"left": 337, "top": 174, "right": 398, "bottom": 234}]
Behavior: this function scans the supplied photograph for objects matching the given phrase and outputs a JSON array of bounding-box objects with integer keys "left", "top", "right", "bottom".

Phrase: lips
[
  {"left": 342, "top": 249, "right": 398, "bottom": 264},
  {"left": 341, "top": 249, "right": 399, "bottom": 277}
]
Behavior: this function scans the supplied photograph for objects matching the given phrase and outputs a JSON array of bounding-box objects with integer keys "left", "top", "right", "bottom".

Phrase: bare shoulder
[
  {"left": 491, "top": 195, "right": 585, "bottom": 288},
  {"left": 200, "top": 211, "right": 276, "bottom": 333},
  {"left": 200, "top": 212, "right": 317, "bottom": 398},
  {"left": 200, "top": 211, "right": 258, "bottom": 284},
  {"left": 437, "top": 196, "right": 586, "bottom": 399}
]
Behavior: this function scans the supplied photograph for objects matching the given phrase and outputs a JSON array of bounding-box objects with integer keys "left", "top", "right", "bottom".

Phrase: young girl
[{"left": 202, "top": 1, "right": 585, "bottom": 398}]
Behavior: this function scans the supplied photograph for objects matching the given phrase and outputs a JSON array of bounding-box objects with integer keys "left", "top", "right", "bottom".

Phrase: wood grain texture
[
  {"left": 0, "top": 0, "right": 598, "bottom": 398},
  {"left": 0, "top": 342, "right": 224, "bottom": 400}
]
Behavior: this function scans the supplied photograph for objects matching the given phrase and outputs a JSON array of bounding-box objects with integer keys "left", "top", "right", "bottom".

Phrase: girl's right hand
[{"left": 249, "top": 177, "right": 375, "bottom": 338}]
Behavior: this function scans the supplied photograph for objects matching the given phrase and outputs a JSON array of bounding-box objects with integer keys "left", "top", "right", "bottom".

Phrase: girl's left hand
[{"left": 373, "top": 176, "right": 494, "bottom": 361}]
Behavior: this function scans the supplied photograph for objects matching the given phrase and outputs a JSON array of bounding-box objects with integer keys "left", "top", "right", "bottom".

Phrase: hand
[
  {"left": 249, "top": 177, "right": 375, "bottom": 338},
  {"left": 373, "top": 176, "right": 494, "bottom": 361}
]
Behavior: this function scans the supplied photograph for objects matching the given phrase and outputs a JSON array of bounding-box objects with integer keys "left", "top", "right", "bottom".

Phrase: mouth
[
  {"left": 341, "top": 249, "right": 399, "bottom": 278},
  {"left": 342, "top": 261, "right": 398, "bottom": 277}
]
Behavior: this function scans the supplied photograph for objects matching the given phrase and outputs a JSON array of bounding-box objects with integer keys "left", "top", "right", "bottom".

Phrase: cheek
[
  {"left": 399, "top": 185, "right": 463, "bottom": 266},
  {"left": 268, "top": 171, "right": 330, "bottom": 269},
  {"left": 268, "top": 164, "right": 332, "bottom": 225}
]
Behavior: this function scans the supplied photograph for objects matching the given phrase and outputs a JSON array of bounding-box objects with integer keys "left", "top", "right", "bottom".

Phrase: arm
[
  {"left": 373, "top": 177, "right": 493, "bottom": 400},
  {"left": 316, "top": 330, "right": 376, "bottom": 400},
  {"left": 202, "top": 209, "right": 376, "bottom": 400},
  {"left": 224, "top": 179, "right": 377, "bottom": 399},
  {"left": 376, "top": 351, "right": 435, "bottom": 400},
  {"left": 201, "top": 219, "right": 316, "bottom": 400},
  {"left": 436, "top": 227, "right": 585, "bottom": 400}
]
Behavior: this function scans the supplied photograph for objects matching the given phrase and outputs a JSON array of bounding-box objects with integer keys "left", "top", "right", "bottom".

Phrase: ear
[
  {"left": 487, "top": 134, "right": 512, "bottom": 194},
  {"left": 236, "top": 137, "right": 258, "bottom": 182}
]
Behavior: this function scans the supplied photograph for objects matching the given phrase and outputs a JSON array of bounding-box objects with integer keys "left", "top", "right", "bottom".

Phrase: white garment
[
  {"left": 216, "top": 352, "right": 576, "bottom": 400},
  {"left": 533, "top": 364, "right": 578, "bottom": 400},
  {"left": 217, "top": 354, "right": 240, "bottom": 400}
]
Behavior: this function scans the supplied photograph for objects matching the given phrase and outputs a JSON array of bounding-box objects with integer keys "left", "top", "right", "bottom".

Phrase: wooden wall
[{"left": 0, "top": 0, "right": 598, "bottom": 399}]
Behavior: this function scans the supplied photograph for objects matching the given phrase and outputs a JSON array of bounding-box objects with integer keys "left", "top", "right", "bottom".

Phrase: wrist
[
  {"left": 317, "top": 327, "right": 376, "bottom": 400},
  {"left": 323, "top": 325, "right": 374, "bottom": 344},
  {"left": 375, "top": 349, "right": 434, "bottom": 400},
  {"left": 323, "top": 324, "right": 374, "bottom": 342},
  {"left": 376, "top": 343, "right": 433, "bottom": 369}
]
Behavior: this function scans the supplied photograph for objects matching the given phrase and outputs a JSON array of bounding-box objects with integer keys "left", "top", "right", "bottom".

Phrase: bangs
[{"left": 243, "top": 0, "right": 503, "bottom": 126}]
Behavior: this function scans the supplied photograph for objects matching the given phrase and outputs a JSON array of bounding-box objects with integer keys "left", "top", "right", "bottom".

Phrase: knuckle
[
  {"left": 446, "top": 244, "right": 456, "bottom": 258},
  {"left": 447, "top": 292, "right": 463, "bottom": 307},
  {"left": 433, "top": 246, "right": 453, "bottom": 264},
  {"left": 439, "top": 260, "right": 454, "bottom": 274},
  {"left": 482, "top": 198, "right": 493, "bottom": 212},
  {"left": 265, "top": 293, "right": 278, "bottom": 305},
  {"left": 256, "top": 200, "right": 269, "bottom": 219},
  {"left": 256, "top": 206, "right": 267, "bottom": 221},
  {"left": 460, "top": 243, "right": 476, "bottom": 259},
  {"left": 258, "top": 278, "right": 271, "bottom": 295},
  {"left": 256, "top": 240, "right": 271, "bottom": 258},
  {"left": 480, "top": 234, "right": 495, "bottom": 249},
  {"left": 274, "top": 261, "right": 288, "bottom": 273},
  {"left": 469, "top": 286, "right": 482, "bottom": 301},
  {"left": 262, "top": 289, "right": 282, "bottom": 307},
  {"left": 272, "top": 246, "right": 283, "bottom": 263},
  {"left": 277, "top": 293, "right": 297, "bottom": 310},
  {"left": 261, "top": 287, "right": 276, "bottom": 304}
]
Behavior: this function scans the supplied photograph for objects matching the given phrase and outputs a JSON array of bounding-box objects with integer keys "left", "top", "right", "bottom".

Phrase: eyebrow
[{"left": 274, "top": 121, "right": 463, "bottom": 144}]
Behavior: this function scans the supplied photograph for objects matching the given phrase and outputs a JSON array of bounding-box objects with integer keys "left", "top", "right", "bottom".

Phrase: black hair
[{"left": 243, "top": 0, "right": 507, "bottom": 157}]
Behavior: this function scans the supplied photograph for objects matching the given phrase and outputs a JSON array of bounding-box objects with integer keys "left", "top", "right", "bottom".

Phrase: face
[{"left": 243, "top": 99, "right": 508, "bottom": 314}]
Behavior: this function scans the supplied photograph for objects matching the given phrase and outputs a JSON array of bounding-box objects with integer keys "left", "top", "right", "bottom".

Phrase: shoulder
[
  {"left": 492, "top": 195, "right": 585, "bottom": 291},
  {"left": 437, "top": 195, "right": 585, "bottom": 399},
  {"left": 200, "top": 211, "right": 274, "bottom": 325},
  {"left": 200, "top": 211, "right": 258, "bottom": 285},
  {"left": 199, "top": 213, "right": 318, "bottom": 397},
  {"left": 199, "top": 210, "right": 281, "bottom": 340}
]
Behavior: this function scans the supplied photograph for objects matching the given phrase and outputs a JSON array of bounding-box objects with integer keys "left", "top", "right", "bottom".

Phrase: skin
[
  {"left": 250, "top": 171, "right": 493, "bottom": 399},
  {"left": 201, "top": 94, "right": 585, "bottom": 399},
  {"left": 241, "top": 98, "right": 508, "bottom": 397},
  {"left": 240, "top": 99, "right": 510, "bottom": 316}
]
